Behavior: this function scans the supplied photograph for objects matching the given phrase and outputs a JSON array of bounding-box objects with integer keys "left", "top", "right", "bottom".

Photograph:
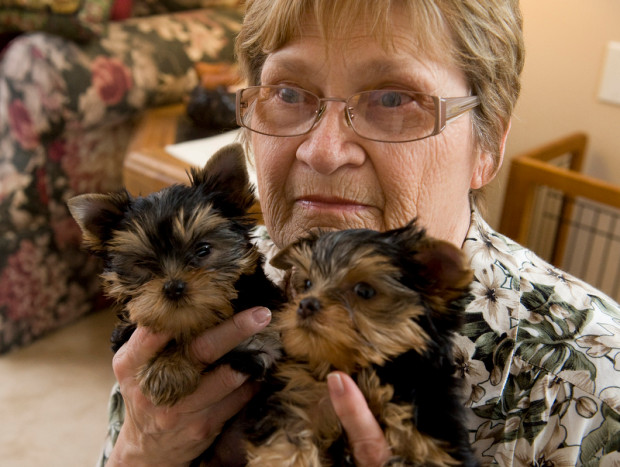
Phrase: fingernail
[
  {"left": 327, "top": 372, "right": 345, "bottom": 396},
  {"left": 233, "top": 370, "right": 250, "bottom": 387},
  {"left": 252, "top": 307, "right": 271, "bottom": 325}
]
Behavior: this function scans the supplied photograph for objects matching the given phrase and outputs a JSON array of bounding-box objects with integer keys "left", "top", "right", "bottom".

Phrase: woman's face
[{"left": 252, "top": 13, "right": 495, "bottom": 248}]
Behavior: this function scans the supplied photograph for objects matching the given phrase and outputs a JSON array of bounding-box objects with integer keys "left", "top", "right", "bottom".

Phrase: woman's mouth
[{"left": 296, "top": 196, "right": 370, "bottom": 213}]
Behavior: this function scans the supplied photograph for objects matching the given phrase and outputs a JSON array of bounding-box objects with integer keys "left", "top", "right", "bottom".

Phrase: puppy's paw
[
  {"left": 220, "top": 349, "right": 269, "bottom": 379},
  {"left": 138, "top": 354, "right": 201, "bottom": 406},
  {"left": 219, "top": 332, "right": 282, "bottom": 379}
]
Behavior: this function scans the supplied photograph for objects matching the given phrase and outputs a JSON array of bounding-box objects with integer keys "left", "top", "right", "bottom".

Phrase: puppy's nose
[
  {"left": 298, "top": 297, "right": 321, "bottom": 318},
  {"left": 163, "top": 279, "right": 186, "bottom": 300}
]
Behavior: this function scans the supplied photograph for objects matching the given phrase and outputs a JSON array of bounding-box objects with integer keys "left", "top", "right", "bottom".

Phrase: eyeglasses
[{"left": 235, "top": 85, "right": 480, "bottom": 143}]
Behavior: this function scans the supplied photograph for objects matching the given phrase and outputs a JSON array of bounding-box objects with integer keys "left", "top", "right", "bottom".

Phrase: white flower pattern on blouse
[
  {"left": 98, "top": 209, "right": 620, "bottom": 466},
  {"left": 462, "top": 210, "right": 620, "bottom": 466}
]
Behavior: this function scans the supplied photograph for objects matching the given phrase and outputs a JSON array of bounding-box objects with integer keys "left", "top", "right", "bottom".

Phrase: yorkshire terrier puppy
[
  {"left": 244, "top": 223, "right": 478, "bottom": 467},
  {"left": 68, "top": 144, "right": 283, "bottom": 407}
]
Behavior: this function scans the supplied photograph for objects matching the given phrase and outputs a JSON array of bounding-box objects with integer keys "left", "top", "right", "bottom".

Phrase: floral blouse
[{"left": 98, "top": 210, "right": 620, "bottom": 466}]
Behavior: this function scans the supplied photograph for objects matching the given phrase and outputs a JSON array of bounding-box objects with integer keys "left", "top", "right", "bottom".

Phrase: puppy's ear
[
  {"left": 407, "top": 237, "right": 473, "bottom": 333},
  {"left": 67, "top": 191, "right": 131, "bottom": 252},
  {"left": 412, "top": 238, "right": 473, "bottom": 299},
  {"left": 189, "top": 143, "right": 255, "bottom": 213},
  {"left": 270, "top": 245, "right": 295, "bottom": 271},
  {"left": 388, "top": 221, "right": 472, "bottom": 299},
  {"left": 270, "top": 234, "right": 317, "bottom": 271}
]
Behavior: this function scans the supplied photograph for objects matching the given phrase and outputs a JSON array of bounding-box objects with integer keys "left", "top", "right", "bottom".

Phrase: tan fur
[
  {"left": 247, "top": 428, "right": 323, "bottom": 467},
  {"left": 68, "top": 144, "right": 276, "bottom": 408},
  {"left": 100, "top": 208, "right": 261, "bottom": 404},
  {"left": 358, "top": 371, "right": 460, "bottom": 467},
  {"left": 110, "top": 222, "right": 153, "bottom": 258},
  {"left": 275, "top": 249, "right": 430, "bottom": 373},
  {"left": 125, "top": 270, "right": 236, "bottom": 336},
  {"left": 244, "top": 226, "right": 473, "bottom": 465},
  {"left": 247, "top": 364, "right": 459, "bottom": 467},
  {"left": 138, "top": 340, "right": 202, "bottom": 407},
  {"left": 100, "top": 203, "right": 260, "bottom": 338},
  {"left": 172, "top": 206, "right": 227, "bottom": 247},
  {"left": 246, "top": 362, "right": 341, "bottom": 467}
]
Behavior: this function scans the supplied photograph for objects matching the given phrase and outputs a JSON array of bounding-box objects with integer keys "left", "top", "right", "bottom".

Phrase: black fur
[
  {"left": 69, "top": 143, "right": 284, "bottom": 381},
  {"left": 244, "top": 223, "right": 478, "bottom": 466}
]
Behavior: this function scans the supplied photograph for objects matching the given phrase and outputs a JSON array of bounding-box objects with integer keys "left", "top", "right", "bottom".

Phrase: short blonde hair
[{"left": 236, "top": 0, "right": 524, "bottom": 169}]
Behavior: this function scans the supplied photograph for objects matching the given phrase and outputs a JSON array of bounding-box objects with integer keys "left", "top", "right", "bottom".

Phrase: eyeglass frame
[{"left": 235, "top": 85, "right": 480, "bottom": 143}]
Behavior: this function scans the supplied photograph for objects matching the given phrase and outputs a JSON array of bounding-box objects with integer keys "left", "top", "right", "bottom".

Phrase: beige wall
[{"left": 486, "top": 0, "right": 620, "bottom": 228}]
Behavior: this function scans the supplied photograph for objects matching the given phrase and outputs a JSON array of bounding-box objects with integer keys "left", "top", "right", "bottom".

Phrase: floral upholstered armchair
[{"left": 0, "top": 1, "right": 244, "bottom": 353}]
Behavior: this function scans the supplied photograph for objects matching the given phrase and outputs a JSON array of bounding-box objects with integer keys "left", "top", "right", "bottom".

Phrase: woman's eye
[
  {"left": 381, "top": 91, "right": 403, "bottom": 107},
  {"left": 367, "top": 90, "right": 414, "bottom": 109},
  {"left": 195, "top": 242, "right": 211, "bottom": 258},
  {"left": 354, "top": 282, "right": 376, "bottom": 299},
  {"left": 278, "top": 87, "right": 304, "bottom": 104},
  {"left": 381, "top": 91, "right": 417, "bottom": 108}
]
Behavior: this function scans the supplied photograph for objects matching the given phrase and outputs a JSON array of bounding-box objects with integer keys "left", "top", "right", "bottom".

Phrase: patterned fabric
[
  {"left": 461, "top": 211, "right": 620, "bottom": 466},
  {"left": 98, "top": 210, "right": 620, "bottom": 466},
  {"left": 131, "top": 0, "right": 243, "bottom": 17},
  {"left": 0, "top": 0, "right": 114, "bottom": 42},
  {"left": 0, "top": 7, "right": 244, "bottom": 353}
]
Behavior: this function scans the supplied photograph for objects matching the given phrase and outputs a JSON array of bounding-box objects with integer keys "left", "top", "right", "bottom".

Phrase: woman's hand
[
  {"left": 328, "top": 371, "right": 392, "bottom": 467},
  {"left": 106, "top": 306, "right": 272, "bottom": 467}
]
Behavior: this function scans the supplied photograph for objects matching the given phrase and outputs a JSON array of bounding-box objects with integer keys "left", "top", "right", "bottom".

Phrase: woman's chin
[{"left": 272, "top": 212, "right": 382, "bottom": 247}]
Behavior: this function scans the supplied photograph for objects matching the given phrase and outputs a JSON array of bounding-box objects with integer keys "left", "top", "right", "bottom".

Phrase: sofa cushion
[
  {"left": 132, "top": 0, "right": 242, "bottom": 17},
  {"left": 0, "top": 0, "right": 115, "bottom": 42}
]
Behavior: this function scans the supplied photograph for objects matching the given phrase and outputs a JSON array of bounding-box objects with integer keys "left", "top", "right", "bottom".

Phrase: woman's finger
[
  {"left": 328, "top": 371, "right": 391, "bottom": 467},
  {"left": 112, "top": 326, "right": 170, "bottom": 381},
  {"left": 171, "top": 363, "right": 252, "bottom": 412},
  {"left": 191, "top": 376, "right": 260, "bottom": 433},
  {"left": 191, "top": 306, "right": 272, "bottom": 365}
]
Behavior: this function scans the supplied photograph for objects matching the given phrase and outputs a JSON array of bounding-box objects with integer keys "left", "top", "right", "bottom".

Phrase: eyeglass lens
[{"left": 237, "top": 86, "right": 440, "bottom": 142}]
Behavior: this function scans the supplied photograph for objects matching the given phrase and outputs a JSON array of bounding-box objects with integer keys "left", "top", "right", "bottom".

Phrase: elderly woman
[{"left": 100, "top": 0, "right": 620, "bottom": 465}]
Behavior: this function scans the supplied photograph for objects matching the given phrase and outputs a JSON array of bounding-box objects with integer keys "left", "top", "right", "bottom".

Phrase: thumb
[
  {"left": 327, "top": 372, "right": 391, "bottom": 467},
  {"left": 112, "top": 326, "right": 170, "bottom": 382}
]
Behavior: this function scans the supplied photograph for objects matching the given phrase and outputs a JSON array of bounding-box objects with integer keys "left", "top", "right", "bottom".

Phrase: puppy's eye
[
  {"left": 303, "top": 279, "right": 312, "bottom": 291},
  {"left": 195, "top": 242, "right": 211, "bottom": 258},
  {"left": 354, "top": 282, "right": 376, "bottom": 299}
]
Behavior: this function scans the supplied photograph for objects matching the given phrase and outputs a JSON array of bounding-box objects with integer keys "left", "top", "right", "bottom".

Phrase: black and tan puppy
[
  {"left": 68, "top": 144, "right": 282, "bottom": 406},
  {"left": 245, "top": 223, "right": 477, "bottom": 466}
]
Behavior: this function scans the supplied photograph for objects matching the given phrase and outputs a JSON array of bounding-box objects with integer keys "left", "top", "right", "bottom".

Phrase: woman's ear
[{"left": 470, "top": 120, "right": 511, "bottom": 189}]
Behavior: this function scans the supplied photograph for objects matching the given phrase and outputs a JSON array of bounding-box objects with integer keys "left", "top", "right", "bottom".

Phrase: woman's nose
[{"left": 295, "top": 102, "right": 365, "bottom": 175}]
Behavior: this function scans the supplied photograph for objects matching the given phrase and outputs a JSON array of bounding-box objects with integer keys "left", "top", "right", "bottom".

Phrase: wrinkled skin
[{"left": 252, "top": 14, "right": 496, "bottom": 250}]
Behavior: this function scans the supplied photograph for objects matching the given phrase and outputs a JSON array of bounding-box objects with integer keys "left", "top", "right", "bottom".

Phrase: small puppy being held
[
  {"left": 68, "top": 144, "right": 282, "bottom": 407},
  {"left": 245, "top": 223, "right": 478, "bottom": 467}
]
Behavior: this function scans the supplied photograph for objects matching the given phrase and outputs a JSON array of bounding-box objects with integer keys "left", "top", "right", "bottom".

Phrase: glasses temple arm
[{"left": 444, "top": 96, "right": 480, "bottom": 122}]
